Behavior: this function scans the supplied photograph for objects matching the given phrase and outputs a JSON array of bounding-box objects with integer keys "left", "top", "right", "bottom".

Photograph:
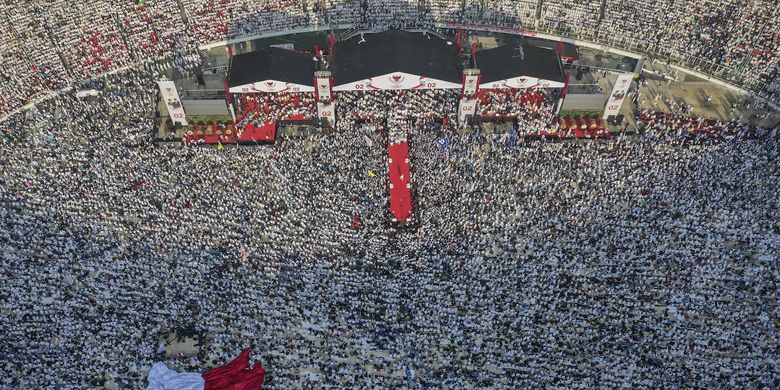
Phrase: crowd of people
[
  {"left": 1, "top": 0, "right": 778, "bottom": 116},
  {"left": 235, "top": 93, "right": 317, "bottom": 129},
  {"left": 637, "top": 109, "right": 768, "bottom": 139},
  {"left": 0, "top": 0, "right": 778, "bottom": 388},
  {"left": 476, "top": 88, "right": 558, "bottom": 134},
  {"left": 334, "top": 89, "right": 458, "bottom": 129},
  {"left": 605, "top": 0, "right": 778, "bottom": 89},
  {"left": 1, "top": 61, "right": 778, "bottom": 389}
]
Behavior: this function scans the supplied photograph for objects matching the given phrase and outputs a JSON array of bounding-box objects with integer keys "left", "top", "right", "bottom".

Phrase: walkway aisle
[{"left": 387, "top": 117, "right": 413, "bottom": 223}]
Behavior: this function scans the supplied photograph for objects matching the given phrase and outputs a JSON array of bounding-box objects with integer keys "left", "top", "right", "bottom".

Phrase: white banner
[
  {"left": 463, "top": 74, "right": 480, "bottom": 96},
  {"left": 75, "top": 89, "right": 100, "bottom": 98},
  {"left": 229, "top": 80, "right": 315, "bottom": 93},
  {"left": 228, "top": 103, "right": 237, "bottom": 122},
  {"left": 332, "top": 79, "right": 370, "bottom": 91},
  {"left": 482, "top": 77, "right": 565, "bottom": 90},
  {"left": 315, "top": 76, "right": 332, "bottom": 102},
  {"left": 458, "top": 98, "right": 477, "bottom": 123},
  {"left": 333, "top": 72, "right": 461, "bottom": 91},
  {"left": 443, "top": 23, "right": 536, "bottom": 37},
  {"left": 158, "top": 80, "right": 188, "bottom": 125},
  {"left": 270, "top": 43, "right": 295, "bottom": 50},
  {"left": 603, "top": 73, "right": 634, "bottom": 119},
  {"left": 316, "top": 101, "right": 336, "bottom": 124}
]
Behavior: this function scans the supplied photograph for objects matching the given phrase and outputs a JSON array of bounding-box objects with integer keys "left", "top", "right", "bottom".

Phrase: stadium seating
[{"left": 0, "top": 0, "right": 778, "bottom": 116}]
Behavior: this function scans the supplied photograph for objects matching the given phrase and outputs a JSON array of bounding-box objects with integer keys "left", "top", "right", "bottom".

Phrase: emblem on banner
[
  {"left": 389, "top": 74, "right": 406, "bottom": 88},
  {"left": 255, "top": 81, "right": 277, "bottom": 92}
]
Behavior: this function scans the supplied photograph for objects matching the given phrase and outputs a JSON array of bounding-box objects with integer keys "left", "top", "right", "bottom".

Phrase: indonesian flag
[{"left": 146, "top": 348, "right": 265, "bottom": 390}]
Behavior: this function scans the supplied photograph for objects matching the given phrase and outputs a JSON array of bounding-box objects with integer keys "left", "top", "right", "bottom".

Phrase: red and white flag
[{"left": 146, "top": 348, "right": 265, "bottom": 390}]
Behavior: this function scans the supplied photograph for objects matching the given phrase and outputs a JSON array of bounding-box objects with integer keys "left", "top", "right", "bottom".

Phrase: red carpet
[{"left": 388, "top": 142, "right": 413, "bottom": 222}]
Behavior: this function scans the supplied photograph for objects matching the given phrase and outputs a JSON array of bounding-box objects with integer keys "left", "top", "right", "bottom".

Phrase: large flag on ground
[{"left": 146, "top": 348, "right": 265, "bottom": 390}]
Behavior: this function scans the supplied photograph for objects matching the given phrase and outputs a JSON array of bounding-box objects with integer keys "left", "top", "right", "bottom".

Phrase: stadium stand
[{"left": 0, "top": 0, "right": 778, "bottom": 114}]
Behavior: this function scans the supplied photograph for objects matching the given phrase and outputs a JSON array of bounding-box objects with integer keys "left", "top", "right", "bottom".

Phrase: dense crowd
[
  {"left": 600, "top": 0, "right": 779, "bottom": 99},
  {"left": 477, "top": 88, "right": 557, "bottom": 134},
  {"left": 331, "top": 88, "right": 458, "bottom": 145},
  {"left": 1, "top": 0, "right": 778, "bottom": 115},
  {"left": 1, "top": 64, "right": 778, "bottom": 389},
  {"left": 637, "top": 109, "right": 771, "bottom": 139},
  {"left": 236, "top": 93, "right": 317, "bottom": 128}
]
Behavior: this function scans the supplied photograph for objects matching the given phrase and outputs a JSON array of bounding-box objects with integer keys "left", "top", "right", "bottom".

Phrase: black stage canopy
[
  {"left": 476, "top": 44, "right": 565, "bottom": 84},
  {"left": 332, "top": 30, "right": 462, "bottom": 85},
  {"left": 228, "top": 47, "right": 317, "bottom": 89},
  {"left": 227, "top": 31, "right": 566, "bottom": 91},
  {"left": 525, "top": 37, "right": 579, "bottom": 60}
]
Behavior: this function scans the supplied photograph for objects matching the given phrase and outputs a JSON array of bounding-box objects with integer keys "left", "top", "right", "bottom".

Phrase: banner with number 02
[
  {"left": 158, "top": 80, "right": 188, "bottom": 125},
  {"left": 603, "top": 73, "right": 634, "bottom": 120}
]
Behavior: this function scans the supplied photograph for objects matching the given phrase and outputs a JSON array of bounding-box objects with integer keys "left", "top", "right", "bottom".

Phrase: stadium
[{"left": 0, "top": 0, "right": 778, "bottom": 389}]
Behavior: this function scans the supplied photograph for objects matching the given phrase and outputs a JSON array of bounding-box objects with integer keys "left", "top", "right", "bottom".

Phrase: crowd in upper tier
[
  {"left": 1, "top": 0, "right": 778, "bottom": 115},
  {"left": 0, "top": 62, "right": 778, "bottom": 389}
]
